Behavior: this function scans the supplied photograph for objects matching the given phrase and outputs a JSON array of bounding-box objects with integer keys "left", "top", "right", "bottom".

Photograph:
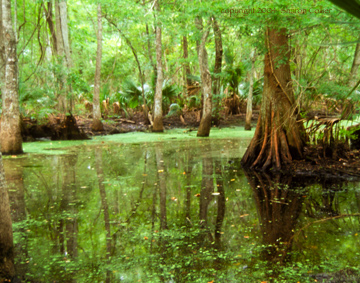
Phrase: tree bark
[
  {"left": 58, "top": 0, "right": 73, "bottom": 111},
  {"left": 241, "top": 28, "right": 304, "bottom": 171},
  {"left": 43, "top": 1, "right": 57, "bottom": 55},
  {"left": 349, "top": 41, "right": 360, "bottom": 88},
  {"left": 55, "top": 0, "right": 66, "bottom": 112},
  {"left": 153, "top": 0, "right": 164, "bottom": 132},
  {"left": 245, "top": 50, "right": 256, "bottom": 131},
  {"left": 92, "top": 4, "right": 104, "bottom": 131},
  {"left": 196, "top": 18, "right": 212, "bottom": 137},
  {"left": 182, "top": 35, "right": 192, "bottom": 96},
  {"left": 0, "top": 0, "right": 23, "bottom": 155},
  {"left": 0, "top": 152, "right": 15, "bottom": 281},
  {"left": 0, "top": 0, "right": 5, "bottom": 97},
  {"left": 212, "top": 17, "right": 223, "bottom": 123}
]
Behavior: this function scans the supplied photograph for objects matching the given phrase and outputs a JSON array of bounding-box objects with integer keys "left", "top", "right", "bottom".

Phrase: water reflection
[
  {"left": 0, "top": 156, "right": 15, "bottom": 282},
  {"left": 245, "top": 171, "right": 305, "bottom": 265},
  {"left": 4, "top": 138, "right": 360, "bottom": 282}
]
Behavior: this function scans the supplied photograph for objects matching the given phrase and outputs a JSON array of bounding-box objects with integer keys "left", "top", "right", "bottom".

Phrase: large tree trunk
[
  {"left": 212, "top": 17, "right": 223, "bottom": 123},
  {"left": 196, "top": 18, "right": 212, "bottom": 137},
  {"left": 153, "top": 1, "right": 164, "bottom": 132},
  {"left": 245, "top": 50, "right": 256, "bottom": 131},
  {"left": 0, "top": 0, "right": 23, "bottom": 155},
  {"left": 0, "top": 0, "right": 4, "bottom": 97},
  {"left": 241, "top": 28, "right": 304, "bottom": 171},
  {"left": 349, "top": 41, "right": 360, "bottom": 88},
  {"left": 92, "top": 4, "right": 104, "bottom": 131},
  {"left": 0, "top": 153, "right": 15, "bottom": 281}
]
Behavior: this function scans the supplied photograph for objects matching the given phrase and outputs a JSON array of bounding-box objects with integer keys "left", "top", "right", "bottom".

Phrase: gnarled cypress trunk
[
  {"left": 0, "top": 0, "right": 23, "bottom": 155},
  {"left": 242, "top": 28, "right": 304, "bottom": 170}
]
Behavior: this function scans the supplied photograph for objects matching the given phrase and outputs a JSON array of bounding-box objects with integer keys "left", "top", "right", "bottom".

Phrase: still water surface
[{"left": 4, "top": 129, "right": 360, "bottom": 282}]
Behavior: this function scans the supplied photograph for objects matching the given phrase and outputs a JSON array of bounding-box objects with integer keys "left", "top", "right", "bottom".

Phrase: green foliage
[
  {"left": 222, "top": 48, "right": 244, "bottom": 96},
  {"left": 166, "top": 103, "right": 182, "bottom": 117}
]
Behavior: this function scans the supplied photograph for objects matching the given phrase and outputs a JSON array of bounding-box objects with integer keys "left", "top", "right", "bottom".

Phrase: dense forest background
[{"left": 2, "top": 0, "right": 359, "bottom": 122}]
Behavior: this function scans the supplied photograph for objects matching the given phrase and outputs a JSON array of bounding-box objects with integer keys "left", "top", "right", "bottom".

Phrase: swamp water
[{"left": 4, "top": 128, "right": 360, "bottom": 282}]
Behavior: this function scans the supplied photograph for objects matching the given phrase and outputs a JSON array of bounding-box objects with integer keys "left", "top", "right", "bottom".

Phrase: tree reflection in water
[
  {"left": 245, "top": 171, "right": 305, "bottom": 264},
  {"left": 0, "top": 153, "right": 15, "bottom": 282}
]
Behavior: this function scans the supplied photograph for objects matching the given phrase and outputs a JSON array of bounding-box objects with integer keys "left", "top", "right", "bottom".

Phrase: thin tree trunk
[
  {"left": 212, "top": 17, "right": 223, "bottom": 123},
  {"left": 0, "top": 152, "right": 15, "bottom": 281},
  {"left": 43, "top": 1, "right": 57, "bottom": 54},
  {"left": 92, "top": 4, "right": 104, "bottom": 131},
  {"left": 0, "top": 0, "right": 23, "bottom": 155},
  {"left": 153, "top": 0, "right": 164, "bottom": 132},
  {"left": 349, "top": 41, "right": 360, "bottom": 87},
  {"left": 55, "top": 0, "right": 66, "bottom": 112},
  {"left": 245, "top": 50, "right": 256, "bottom": 131},
  {"left": 182, "top": 35, "right": 192, "bottom": 96},
  {"left": 196, "top": 18, "right": 212, "bottom": 137},
  {"left": 241, "top": 27, "right": 304, "bottom": 171}
]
